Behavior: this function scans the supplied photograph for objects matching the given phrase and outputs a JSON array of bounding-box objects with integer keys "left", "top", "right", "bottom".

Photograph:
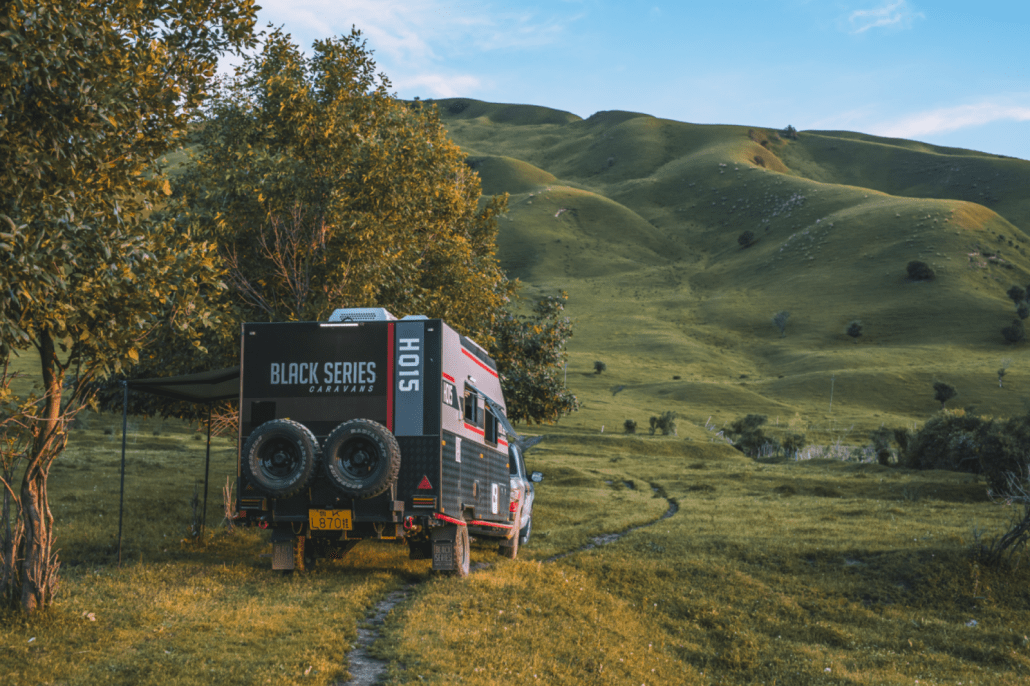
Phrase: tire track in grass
[{"left": 338, "top": 481, "right": 678, "bottom": 684}]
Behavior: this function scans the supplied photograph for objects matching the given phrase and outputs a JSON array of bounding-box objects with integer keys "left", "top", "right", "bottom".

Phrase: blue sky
[{"left": 231, "top": 0, "right": 1030, "bottom": 160}]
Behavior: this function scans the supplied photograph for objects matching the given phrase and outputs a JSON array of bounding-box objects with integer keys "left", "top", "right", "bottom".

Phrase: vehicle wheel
[
  {"left": 519, "top": 516, "right": 532, "bottom": 546},
  {"left": 323, "top": 419, "right": 401, "bottom": 498},
  {"left": 450, "top": 525, "right": 471, "bottom": 578},
  {"left": 242, "top": 420, "right": 318, "bottom": 498},
  {"left": 498, "top": 527, "right": 519, "bottom": 560}
]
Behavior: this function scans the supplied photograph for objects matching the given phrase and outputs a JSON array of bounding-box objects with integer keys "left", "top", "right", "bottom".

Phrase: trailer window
[
  {"left": 463, "top": 387, "right": 480, "bottom": 426},
  {"left": 484, "top": 407, "right": 498, "bottom": 445}
]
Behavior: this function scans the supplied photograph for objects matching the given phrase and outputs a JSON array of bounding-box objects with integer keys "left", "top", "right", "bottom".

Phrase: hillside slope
[{"left": 433, "top": 98, "right": 1030, "bottom": 441}]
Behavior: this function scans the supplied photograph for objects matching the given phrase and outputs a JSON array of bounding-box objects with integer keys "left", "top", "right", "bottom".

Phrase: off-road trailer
[{"left": 236, "top": 308, "right": 532, "bottom": 576}]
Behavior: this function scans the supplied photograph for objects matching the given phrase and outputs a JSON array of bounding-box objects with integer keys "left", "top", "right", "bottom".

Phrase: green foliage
[
  {"left": 771, "top": 311, "right": 790, "bottom": 337},
  {"left": 0, "top": 0, "right": 258, "bottom": 613},
  {"left": 726, "top": 414, "right": 776, "bottom": 457},
  {"left": 594, "top": 360, "right": 607, "bottom": 374},
  {"left": 1001, "top": 319, "right": 1026, "bottom": 343},
  {"left": 901, "top": 410, "right": 1030, "bottom": 497},
  {"left": 933, "top": 381, "right": 958, "bottom": 409},
  {"left": 781, "top": 432, "right": 806, "bottom": 458},
  {"left": 737, "top": 230, "right": 755, "bottom": 248},
  {"left": 846, "top": 320, "right": 863, "bottom": 340},
  {"left": 869, "top": 427, "right": 895, "bottom": 466},
  {"left": 782, "top": 125, "right": 799, "bottom": 140},
  {"left": 175, "top": 28, "right": 513, "bottom": 335},
  {"left": 649, "top": 411, "right": 678, "bottom": 436},
  {"left": 623, "top": 419, "right": 637, "bottom": 434},
  {"left": 1006, "top": 285, "right": 1026, "bottom": 305},
  {"left": 906, "top": 260, "right": 935, "bottom": 280},
  {"left": 1018, "top": 303, "right": 1030, "bottom": 320},
  {"left": 490, "top": 293, "right": 579, "bottom": 424}
]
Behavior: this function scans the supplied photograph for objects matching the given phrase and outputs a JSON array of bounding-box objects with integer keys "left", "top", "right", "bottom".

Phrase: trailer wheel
[
  {"left": 242, "top": 419, "right": 318, "bottom": 498},
  {"left": 449, "top": 525, "right": 471, "bottom": 577},
  {"left": 498, "top": 520, "right": 520, "bottom": 560},
  {"left": 323, "top": 419, "right": 401, "bottom": 498}
]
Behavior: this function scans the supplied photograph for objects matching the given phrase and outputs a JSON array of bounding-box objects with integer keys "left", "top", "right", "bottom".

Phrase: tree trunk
[
  {"left": 0, "top": 481, "right": 23, "bottom": 604},
  {"left": 20, "top": 329, "right": 64, "bottom": 613}
]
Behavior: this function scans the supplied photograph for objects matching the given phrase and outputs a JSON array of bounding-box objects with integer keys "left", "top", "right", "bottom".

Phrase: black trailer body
[{"left": 236, "top": 312, "right": 519, "bottom": 576}]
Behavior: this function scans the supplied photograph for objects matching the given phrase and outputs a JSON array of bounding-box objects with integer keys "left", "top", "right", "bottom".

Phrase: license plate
[{"left": 308, "top": 509, "right": 352, "bottom": 531}]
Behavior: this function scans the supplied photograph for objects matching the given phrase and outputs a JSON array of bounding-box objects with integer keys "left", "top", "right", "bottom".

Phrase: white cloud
[
  {"left": 874, "top": 101, "right": 1030, "bottom": 138},
  {"left": 847, "top": 1, "right": 925, "bottom": 34},
  {"left": 393, "top": 73, "right": 485, "bottom": 98}
]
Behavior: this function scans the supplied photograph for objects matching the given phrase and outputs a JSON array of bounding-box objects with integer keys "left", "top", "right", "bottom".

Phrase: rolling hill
[{"left": 433, "top": 98, "right": 1030, "bottom": 443}]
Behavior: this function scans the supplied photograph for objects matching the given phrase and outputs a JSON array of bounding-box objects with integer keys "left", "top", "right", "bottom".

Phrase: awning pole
[
  {"left": 202, "top": 402, "right": 212, "bottom": 537},
  {"left": 117, "top": 381, "right": 128, "bottom": 566}
]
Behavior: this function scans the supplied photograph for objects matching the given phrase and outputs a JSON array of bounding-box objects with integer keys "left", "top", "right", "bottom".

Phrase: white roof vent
[
  {"left": 400, "top": 314, "right": 429, "bottom": 320},
  {"left": 328, "top": 308, "right": 397, "bottom": 322}
]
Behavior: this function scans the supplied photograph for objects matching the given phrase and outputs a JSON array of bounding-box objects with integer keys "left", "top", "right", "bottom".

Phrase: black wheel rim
[
  {"left": 335, "top": 436, "right": 381, "bottom": 480},
  {"left": 257, "top": 437, "right": 303, "bottom": 481}
]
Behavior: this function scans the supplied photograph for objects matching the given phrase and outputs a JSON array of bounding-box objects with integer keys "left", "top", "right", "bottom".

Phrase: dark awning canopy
[{"left": 127, "top": 366, "right": 240, "bottom": 403}]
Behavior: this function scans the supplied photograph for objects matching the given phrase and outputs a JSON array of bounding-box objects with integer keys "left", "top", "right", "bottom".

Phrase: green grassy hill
[{"left": 434, "top": 98, "right": 1030, "bottom": 443}]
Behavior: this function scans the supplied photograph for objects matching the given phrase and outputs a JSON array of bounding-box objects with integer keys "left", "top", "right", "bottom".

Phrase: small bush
[
  {"left": 593, "top": 360, "right": 607, "bottom": 374},
  {"left": 648, "top": 411, "right": 677, "bottom": 436},
  {"left": 726, "top": 414, "right": 776, "bottom": 457},
  {"left": 771, "top": 311, "right": 790, "bottom": 338},
  {"left": 782, "top": 125, "right": 798, "bottom": 140},
  {"left": 1018, "top": 303, "right": 1030, "bottom": 320},
  {"left": 971, "top": 473, "right": 1030, "bottom": 567},
  {"left": 906, "top": 260, "right": 935, "bottom": 280},
  {"left": 738, "top": 230, "right": 756, "bottom": 248},
  {"left": 624, "top": 419, "right": 637, "bottom": 434},
  {"left": 781, "top": 433, "right": 806, "bottom": 458},
  {"left": 1006, "top": 285, "right": 1026, "bottom": 305},
  {"left": 933, "top": 381, "right": 957, "bottom": 409},
  {"left": 869, "top": 427, "right": 895, "bottom": 465},
  {"left": 1002, "top": 319, "right": 1026, "bottom": 343},
  {"left": 846, "top": 320, "right": 863, "bottom": 340}
]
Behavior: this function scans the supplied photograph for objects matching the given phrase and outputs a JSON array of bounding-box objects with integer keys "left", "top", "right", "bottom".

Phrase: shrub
[
  {"left": 933, "top": 381, "right": 957, "bottom": 409},
  {"left": 1018, "top": 303, "right": 1030, "bottom": 320},
  {"left": 649, "top": 411, "right": 678, "bottom": 436},
  {"left": 782, "top": 125, "right": 798, "bottom": 140},
  {"left": 901, "top": 410, "right": 1030, "bottom": 497},
  {"left": 738, "top": 230, "right": 755, "bottom": 248},
  {"left": 772, "top": 311, "right": 790, "bottom": 338},
  {"left": 906, "top": 260, "right": 935, "bottom": 280},
  {"left": 1006, "top": 285, "right": 1026, "bottom": 305},
  {"left": 869, "top": 427, "right": 895, "bottom": 465},
  {"left": 593, "top": 360, "right": 607, "bottom": 374},
  {"left": 1002, "top": 319, "right": 1026, "bottom": 343},
  {"left": 726, "top": 414, "right": 776, "bottom": 457},
  {"left": 624, "top": 419, "right": 637, "bottom": 434},
  {"left": 971, "top": 473, "right": 1030, "bottom": 567},
  {"left": 781, "top": 433, "right": 806, "bottom": 458},
  {"left": 846, "top": 320, "right": 863, "bottom": 340}
]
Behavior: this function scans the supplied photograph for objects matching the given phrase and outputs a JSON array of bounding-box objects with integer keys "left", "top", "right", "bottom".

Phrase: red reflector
[
  {"left": 509, "top": 501, "right": 519, "bottom": 512},
  {"left": 417, "top": 475, "right": 433, "bottom": 490}
]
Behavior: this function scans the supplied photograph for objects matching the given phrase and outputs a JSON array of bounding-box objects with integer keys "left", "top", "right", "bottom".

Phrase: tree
[
  {"left": 594, "top": 361, "right": 607, "bottom": 375},
  {"left": 772, "top": 311, "right": 790, "bottom": 338},
  {"left": 933, "top": 381, "right": 957, "bottom": 410},
  {"left": 490, "top": 293, "right": 579, "bottom": 424},
  {"left": 649, "top": 411, "right": 677, "bottom": 436},
  {"left": 738, "top": 230, "right": 756, "bottom": 248},
  {"left": 846, "top": 320, "right": 863, "bottom": 341},
  {"left": 906, "top": 260, "right": 935, "bottom": 280},
  {"left": 175, "top": 28, "right": 512, "bottom": 334},
  {"left": 1007, "top": 285, "right": 1027, "bottom": 306},
  {"left": 1002, "top": 319, "right": 1026, "bottom": 343},
  {"left": 0, "top": 0, "right": 258, "bottom": 612}
]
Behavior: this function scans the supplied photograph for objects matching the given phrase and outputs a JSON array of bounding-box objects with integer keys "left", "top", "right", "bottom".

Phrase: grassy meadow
[{"left": 4, "top": 99, "right": 1030, "bottom": 684}]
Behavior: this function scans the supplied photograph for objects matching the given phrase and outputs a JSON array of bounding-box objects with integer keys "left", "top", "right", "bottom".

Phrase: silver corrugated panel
[{"left": 327, "top": 307, "right": 397, "bottom": 322}]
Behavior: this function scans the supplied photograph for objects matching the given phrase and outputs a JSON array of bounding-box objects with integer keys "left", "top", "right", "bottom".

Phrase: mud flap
[
  {"left": 271, "top": 529, "right": 296, "bottom": 571},
  {"left": 431, "top": 527, "right": 457, "bottom": 571}
]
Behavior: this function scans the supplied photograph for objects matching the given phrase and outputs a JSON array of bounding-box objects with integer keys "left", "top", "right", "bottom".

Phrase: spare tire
[
  {"left": 323, "top": 419, "right": 401, "bottom": 498},
  {"left": 242, "top": 419, "right": 318, "bottom": 498}
]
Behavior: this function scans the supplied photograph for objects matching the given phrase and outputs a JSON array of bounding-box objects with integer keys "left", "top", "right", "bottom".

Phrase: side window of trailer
[
  {"left": 484, "top": 406, "right": 498, "bottom": 445},
  {"left": 463, "top": 386, "right": 480, "bottom": 426}
]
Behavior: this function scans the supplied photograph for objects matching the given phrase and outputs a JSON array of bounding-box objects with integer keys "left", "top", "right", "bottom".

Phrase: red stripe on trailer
[
  {"left": 469, "top": 520, "right": 514, "bottom": 533},
  {"left": 442, "top": 372, "right": 455, "bottom": 383},
  {"left": 387, "top": 323, "right": 395, "bottom": 432},
  {"left": 433, "top": 513, "right": 466, "bottom": 527},
  {"left": 463, "top": 422, "right": 485, "bottom": 437},
  {"left": 461, "top": 348, "right": 499, "bottom": 378}
]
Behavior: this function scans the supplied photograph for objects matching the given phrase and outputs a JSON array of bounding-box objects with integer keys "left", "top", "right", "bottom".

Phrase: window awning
[{"left": 127, "top": 366, "right": 240, "bottom": 403}]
